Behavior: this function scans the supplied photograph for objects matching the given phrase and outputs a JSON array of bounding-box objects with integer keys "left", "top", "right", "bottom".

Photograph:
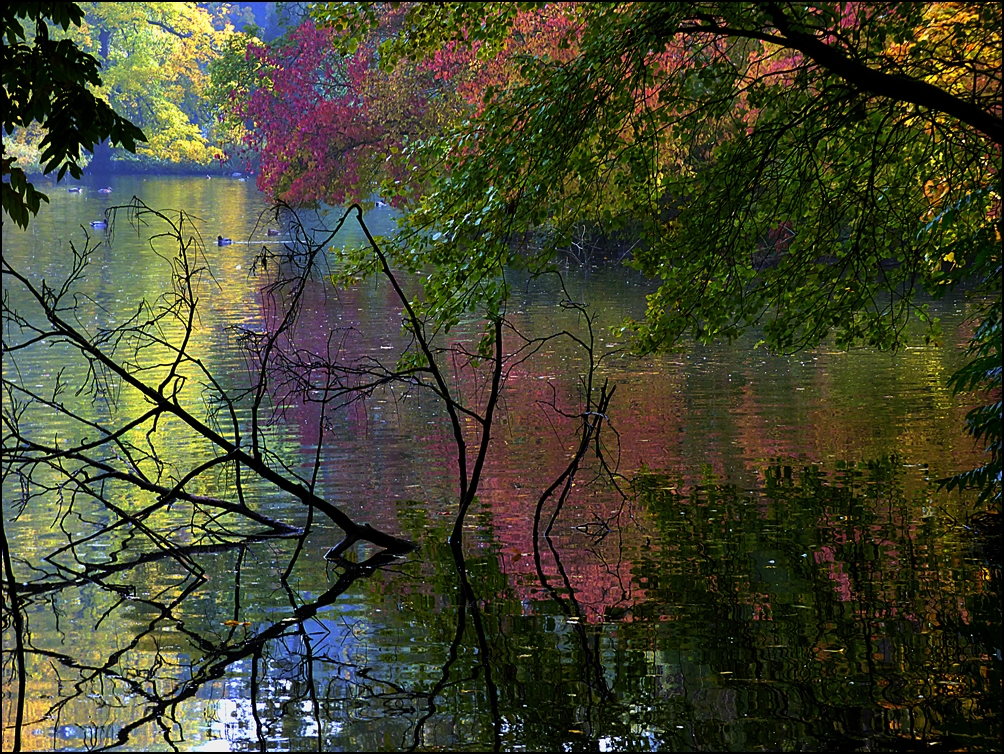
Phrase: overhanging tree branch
[{"left": 759, "top": 2, "right": 1003, "bottom": 144}]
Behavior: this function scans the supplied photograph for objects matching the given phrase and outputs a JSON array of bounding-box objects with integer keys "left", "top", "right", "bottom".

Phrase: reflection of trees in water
[
  {"left": 2, "top": 468, "right": 998, "bottom": 750},
  {"left": 3, "top": 542, "right": 422, "bottom": 750},
  {"left": 3, "top": 200, "right": 997, "bottom": 751},
  {"left": 2, "top": 198, "right": 625, "bottom": 750},
  {"left": 1, "top": 531, "right": 623, "bottom": 750},
  {"left": 626, "top": 462, "right": 1000, "bottom": 751}
]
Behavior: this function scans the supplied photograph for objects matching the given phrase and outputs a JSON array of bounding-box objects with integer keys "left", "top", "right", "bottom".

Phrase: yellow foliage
[
  {"left": 68, "top": 3, "right": 236, "bottom": 165},
  {"left": 0, "top": 122, "right": 60, "bottom": 174},
  {"left": 888, "top": 3, "right": 1001, "bottom": 112}
]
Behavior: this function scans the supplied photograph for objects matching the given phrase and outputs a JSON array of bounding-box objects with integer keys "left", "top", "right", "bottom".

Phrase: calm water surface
[{"left": 2, "top": 177, "right": 999, "bottom": 751}]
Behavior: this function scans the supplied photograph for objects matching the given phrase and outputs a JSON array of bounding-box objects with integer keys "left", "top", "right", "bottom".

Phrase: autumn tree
[
  {"left": 209, "top": 5, "right": 456, "bottom": 206},
  {"left": 305, "top": 1, "right": 1000, "bottom": 505},
  {"left": 68, "top": 2, "right": 233, "bottom": 167},
  {"left": 212, "top": 3, "right": 1001, "bottom": 503}
]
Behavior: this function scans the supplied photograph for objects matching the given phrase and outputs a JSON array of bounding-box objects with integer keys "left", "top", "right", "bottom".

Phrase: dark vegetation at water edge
[{"left": 22, "top": 160, "right": 258, "bottom": 179}]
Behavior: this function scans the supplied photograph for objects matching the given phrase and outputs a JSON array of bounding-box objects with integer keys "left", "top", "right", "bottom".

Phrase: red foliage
[
  {"left": 235, "top": 20, "right": 434, "bottom": 206},
  {"left": 225, "top": 6, "right": 589, "bottom": 206},
  {"left": 423, "top": 6, "right": 582, "bottom": 113}
]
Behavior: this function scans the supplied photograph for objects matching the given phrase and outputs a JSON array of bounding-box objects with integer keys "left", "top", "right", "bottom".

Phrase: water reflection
[{"left": 2, "top": 179, "right": 999, "bottom": 751}]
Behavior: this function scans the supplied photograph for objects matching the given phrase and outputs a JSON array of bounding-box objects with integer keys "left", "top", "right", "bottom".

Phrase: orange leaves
[{"left": 423, "top": 4, "right": 583, "bottom": 113}]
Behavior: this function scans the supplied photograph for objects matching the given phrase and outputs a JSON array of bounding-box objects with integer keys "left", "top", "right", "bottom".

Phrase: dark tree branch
[
  {"left": 759, "top": 3, "right": 1003, "bottom": 144},
  {"left": 145, "top": 18, "right": 193, "bottom": 39}
]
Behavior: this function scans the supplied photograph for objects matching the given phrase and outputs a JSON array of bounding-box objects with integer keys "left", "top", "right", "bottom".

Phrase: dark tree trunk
[{"left": 88, "top": 139, "right": 114, "bottom": 176}]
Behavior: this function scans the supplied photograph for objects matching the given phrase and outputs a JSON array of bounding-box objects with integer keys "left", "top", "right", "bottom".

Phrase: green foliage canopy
[
  {"left": 1, "top": 2, "right": 145, "bottom": 228},
  {"left": 317, "top": 2, "right": 1001, "bottom": 504},
  {"left": 321, "top": 2, "right": 1000, "bottom": 354}
]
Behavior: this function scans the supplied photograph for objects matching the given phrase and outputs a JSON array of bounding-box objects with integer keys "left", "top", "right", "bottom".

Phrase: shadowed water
[{"left": 2, "top": 177, "right": 999, "bottom": 752}]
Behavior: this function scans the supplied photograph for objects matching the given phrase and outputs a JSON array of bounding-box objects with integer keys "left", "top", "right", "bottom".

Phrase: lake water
[{"left": 2, "top": 177, "right": 999, "bottom": 751}]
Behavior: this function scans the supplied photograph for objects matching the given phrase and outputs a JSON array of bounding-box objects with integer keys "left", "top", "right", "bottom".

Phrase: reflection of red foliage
[
  {"left": 471, "top": 362, "right": 658, "bottom": 623},
  {"left": 255, "top": 270, "right": 988, "bottom": 626},
  {"left": 482, "top": 475, "right": 647, "bottom": 624}
]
